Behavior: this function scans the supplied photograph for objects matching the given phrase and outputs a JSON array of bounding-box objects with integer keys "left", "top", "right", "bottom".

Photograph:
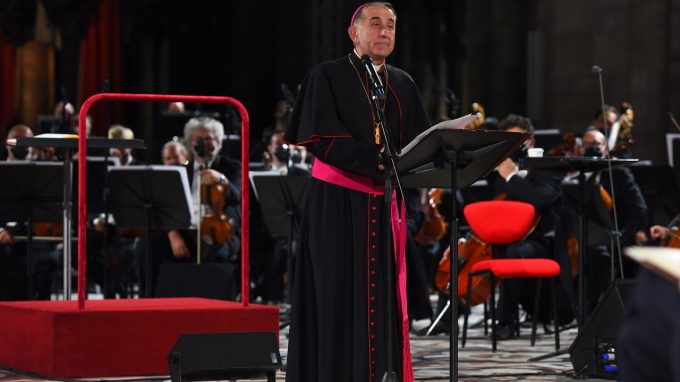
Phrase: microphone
[
  {"left": 591, "top": 65, "right": 603, "bottom": 74},
  {"left": 360, "top": 54, "right": 385, "bottom": 96}
]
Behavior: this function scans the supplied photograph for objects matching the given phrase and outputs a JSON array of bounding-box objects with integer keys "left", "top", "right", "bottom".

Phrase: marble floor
[{"left": 0, "top": 305, "right": 612, "bottom": 382}]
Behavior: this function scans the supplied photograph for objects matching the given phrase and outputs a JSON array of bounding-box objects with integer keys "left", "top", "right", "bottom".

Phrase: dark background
[{"left": 1, "top": 0, "right": 679, "bottom": 164}]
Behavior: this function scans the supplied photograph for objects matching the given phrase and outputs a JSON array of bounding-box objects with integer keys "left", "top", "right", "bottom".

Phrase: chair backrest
[{"left": 463, "top": 200, "right": 536, "bottom": 244}]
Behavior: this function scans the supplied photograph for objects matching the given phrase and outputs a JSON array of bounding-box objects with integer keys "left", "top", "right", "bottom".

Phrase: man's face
[
  {"left": 190, "top": 127, "right": 220, "bottom": 160},
  {"left": 507, "top": 126, "right": 534, "bottom": 149},
  {"left": 162, "top": 145, "right": 188, "bottom": 165},
  {"left": 348, "top": 5, "right": 396, "bottom": 63},
  {"left": 594, "top": 111, "right": 617, "bottom": 131},
  {"left": 581, "top": 130, "right": 607, "bottom": 157}
]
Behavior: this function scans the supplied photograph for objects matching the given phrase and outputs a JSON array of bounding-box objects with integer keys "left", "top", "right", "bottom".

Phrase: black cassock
[{"left": 284, "top": 52, "right": 430, "bottom": 382}]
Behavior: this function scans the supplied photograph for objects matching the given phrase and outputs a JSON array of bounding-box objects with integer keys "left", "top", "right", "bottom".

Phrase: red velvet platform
[{"left": 0, "top": 298, "right": 279, "bottom": 378}]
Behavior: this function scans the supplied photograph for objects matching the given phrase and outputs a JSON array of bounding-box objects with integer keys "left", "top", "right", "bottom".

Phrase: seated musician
[
  {"left": 0, "top": 125, "right": 59, "bottom": 300},
  {"left": 492, "top": 114, "right": 575, "bottom": 339},
  {"left": 578, "top": 129, "right": 647, "bottom": 307},
  {"left": 161, "top": 140, "right": 190, "bottom": 166},
  {"left": 146, "top": 117, "right": 241, "bottom": 292},
  {"left": 107, "top": 125, "right": 143, "bottom": 166}
]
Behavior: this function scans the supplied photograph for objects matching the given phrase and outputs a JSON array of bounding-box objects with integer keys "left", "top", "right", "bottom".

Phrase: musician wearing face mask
[
  {"left": 0, "top": 125, "right": 59, "bottom": 300},
  {"left": 577, "top": 129, "right": 647, "bottom": 309},
  {"left": 492, "top": 114, "right": 576, "bottom": 339},
  {"left": 168, "top": 117, "right": 241, "bottom": 256}
]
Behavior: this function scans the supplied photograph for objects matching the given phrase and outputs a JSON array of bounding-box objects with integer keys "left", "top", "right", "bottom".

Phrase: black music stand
[
  {"left": 14, "top": 135, "right": 144, "bottom": 299},
  {"left": 520, "top": 156, "right": 637, "bottom": 362},
  {"left": 250, "top": 172, "right": 309, "bottom": 313},
  {"left": 0, "top": 162, "right": 63, "bottom": 299},
  {"left": 107, "top": 165, "right": 193, "bottom": 298},
  {"left": 72, "top": 156, "right": 120, "bottom": 296},
  {"left": 396, "top": 127, "right": 528, "bottom": 382}
]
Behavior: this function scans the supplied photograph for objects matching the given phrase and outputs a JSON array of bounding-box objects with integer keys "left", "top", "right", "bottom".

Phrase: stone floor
[{"left": 0, "top": 304, "right": 612, "bottom": 381}]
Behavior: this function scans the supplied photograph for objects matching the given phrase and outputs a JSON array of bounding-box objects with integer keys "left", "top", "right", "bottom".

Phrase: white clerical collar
[{"left": 353, "top": 49, "right": 385, "bottom": 72}]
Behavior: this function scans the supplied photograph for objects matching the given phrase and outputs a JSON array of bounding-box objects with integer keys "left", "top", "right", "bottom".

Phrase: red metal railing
[{"left": 77, "top": 93, "right": 250, "bottom": 309}]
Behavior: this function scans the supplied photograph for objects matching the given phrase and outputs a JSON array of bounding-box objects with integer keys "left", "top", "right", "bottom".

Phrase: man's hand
[
  {"left": 200, "top": 169, "right": 227, "bottom": 186},
  {"left": 649, "top": 225, "right": 669, "bottom": 240},
  {"left": 497, "top": 158, "right": 518, "bottom": 180},
  {"left": 168, "top": 230, "right": 189, "bottom": 258},
  {"left": 0, "top": 229, "right": 14, "bottom": 245}
]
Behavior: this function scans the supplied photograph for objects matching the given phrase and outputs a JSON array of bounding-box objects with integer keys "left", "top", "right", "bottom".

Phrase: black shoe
[{"left": 495, "top": 323, "right": 518, "bottom": 340}]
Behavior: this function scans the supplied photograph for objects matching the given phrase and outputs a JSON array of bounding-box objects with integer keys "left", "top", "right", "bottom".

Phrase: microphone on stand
[
  {"left": 360, "top": 54, "right": 385, "bottom": 96},
  {"left": 591, "top": 64, "right": 624, "bottom": 280}
]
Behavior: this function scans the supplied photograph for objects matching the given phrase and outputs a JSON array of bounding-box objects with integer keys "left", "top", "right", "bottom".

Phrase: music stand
[
  {"left": 520, "top": 156, "right": 637, "bottom": 362},
  {"left": 250, "top": 172, "right": 309, "bottom": 314},
  {"left": 107, "top": 165, "right": 193, "bottom": 298},
  {"left": 396, "top": 127, "right": 528, "bottom": 382},
  {"left": 13, "top": 135, "right": 144, "bottom": 299},
  {"left": 72, "top": 156, "right": 120, "bottom": 296},
  {"left": 0, "top": 162, "right": 63, "bottom": 299}
]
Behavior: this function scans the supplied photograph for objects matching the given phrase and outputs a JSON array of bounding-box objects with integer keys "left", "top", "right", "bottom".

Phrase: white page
[{"left": 400, "top": 113, "right": 479, "bottom": 156}]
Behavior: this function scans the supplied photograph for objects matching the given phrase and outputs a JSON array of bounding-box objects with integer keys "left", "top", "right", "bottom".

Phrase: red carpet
[{"left": 0, "top": 298, "right": 279, "bottom": 378}]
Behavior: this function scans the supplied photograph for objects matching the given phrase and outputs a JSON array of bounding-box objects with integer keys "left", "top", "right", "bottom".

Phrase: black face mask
[
  {"left": 194, "top": 139, "right": 214, "bottom": 159},
  {"left": 584, "top": 145, "right": 604, "bottom": 158},
  {"left": 10, "top": 145, "right": 29, "bottom": 160}
]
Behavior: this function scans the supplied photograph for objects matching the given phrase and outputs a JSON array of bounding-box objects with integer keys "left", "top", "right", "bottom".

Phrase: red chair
[{"left": 459, "top": 200, "right": 561, "bottom": 352}]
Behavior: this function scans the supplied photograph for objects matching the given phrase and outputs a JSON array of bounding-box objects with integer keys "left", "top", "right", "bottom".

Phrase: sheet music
[
  {"left": 400, "top": 113, "right": 479, "bottom": 156},
  {"left": 108, "top": 165, "right": 194, "bottom": 220}
]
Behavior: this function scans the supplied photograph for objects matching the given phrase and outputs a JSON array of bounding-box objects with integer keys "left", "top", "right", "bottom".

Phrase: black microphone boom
[{"left": 360, "top": 54, "right": 385, "bottom": 96}]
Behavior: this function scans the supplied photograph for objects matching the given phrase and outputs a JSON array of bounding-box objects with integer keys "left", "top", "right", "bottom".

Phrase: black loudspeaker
[
  {"left": 569, "top": 279, "right": 634, "bottom": 379},
  {"left": 155, "top": 263, "right": 236, "bottom": 300},
  {"left": 168, "top": 332, "right": 281, "bottom": 382}
]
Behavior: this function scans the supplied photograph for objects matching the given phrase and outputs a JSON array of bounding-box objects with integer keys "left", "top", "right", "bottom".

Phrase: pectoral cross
[{"left": 374, "top": 121, "right": 382, "bottom": 145}]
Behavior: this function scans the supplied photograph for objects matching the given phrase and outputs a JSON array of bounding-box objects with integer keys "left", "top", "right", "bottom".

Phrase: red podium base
[{"left": 0, "top": 298, "right": 279, "bottom": 378}]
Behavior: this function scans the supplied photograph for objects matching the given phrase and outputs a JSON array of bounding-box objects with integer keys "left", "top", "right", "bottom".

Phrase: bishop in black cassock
[{"left": 284, "top": 5, "right": 430, "bottom": 380}]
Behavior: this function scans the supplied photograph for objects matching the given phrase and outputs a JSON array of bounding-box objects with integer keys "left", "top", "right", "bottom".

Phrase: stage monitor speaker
[
  {"left": 155, "top": 263, "right": 236, "bottom": 300},
  {"left": 569, "top": 279, "right": 633, "bottom": 379},
  {"left": 168, "top": 332, "right": 281, "bottom": 382}
]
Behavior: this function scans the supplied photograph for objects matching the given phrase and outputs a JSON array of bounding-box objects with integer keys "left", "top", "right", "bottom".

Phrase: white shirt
[{"left": 191, "top": 158, "right": 215, "bottom": 227}]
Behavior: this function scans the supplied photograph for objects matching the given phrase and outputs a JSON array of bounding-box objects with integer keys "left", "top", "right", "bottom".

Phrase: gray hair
[
  {"left": 162, "top": 140, "right": 188, "bottom": 155},
  {"left": 183, "top": 116, "right": 224, "bottom": 143},
  {"left": 352, "top": 2, "right": 396, "bottom": 25}
]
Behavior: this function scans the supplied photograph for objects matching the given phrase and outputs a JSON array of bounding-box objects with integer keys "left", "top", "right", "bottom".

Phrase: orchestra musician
[
  {"left": 0, "top": 125, "right": 59, "bottom": 300},
  {"left": 577, "top": 129, "right": 647, "bottom": 310},
  {"left": 145, "top": 117, "right": 241, "bottom": 292},
  {"left": 491, "top": 114, "right": 575, "bottom": 339}
]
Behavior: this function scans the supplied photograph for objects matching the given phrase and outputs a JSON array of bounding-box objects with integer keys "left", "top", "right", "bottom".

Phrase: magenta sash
[{"left": 312, "top": 159, "right": 413, "bottom": 381}]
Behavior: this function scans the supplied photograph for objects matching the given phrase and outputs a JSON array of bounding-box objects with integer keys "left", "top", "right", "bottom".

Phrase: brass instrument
[
  {"left": 465, "top": 102, "right": 486, "bottom": 130},
  {"left": 611, "top": 101, "right": 635, "bottom": 157}
]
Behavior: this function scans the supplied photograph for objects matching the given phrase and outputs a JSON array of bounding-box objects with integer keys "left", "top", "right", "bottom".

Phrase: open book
[
  {"left": 400, "top": 113, "right": 479, "bottom": 155},
  {"left": 624, "top": 246, "right": 680, "bottom": 285}
]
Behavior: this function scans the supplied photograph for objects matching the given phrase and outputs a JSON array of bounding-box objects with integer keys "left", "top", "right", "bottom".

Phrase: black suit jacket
[{"left": 187, "top": 155, "right": 242, "bottom": 228}]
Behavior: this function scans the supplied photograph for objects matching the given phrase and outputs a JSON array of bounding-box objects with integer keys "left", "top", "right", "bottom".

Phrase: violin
[
  {"left": 547, "top": 133, "right": 577, "bottom": 157},
  {"left": 414, "top": 188, "right": 447, "bottom": 246},
  {"left": 200, "top": 180, "right": 233, "bottom": 246}
]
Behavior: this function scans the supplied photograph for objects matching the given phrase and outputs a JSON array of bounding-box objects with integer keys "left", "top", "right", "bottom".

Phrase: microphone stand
[
  {"left": 364, "top": 57, "right": 406, "bottom": 382},
  {"left": 592, "top": 65, "right": 625, "bottom": 281}
]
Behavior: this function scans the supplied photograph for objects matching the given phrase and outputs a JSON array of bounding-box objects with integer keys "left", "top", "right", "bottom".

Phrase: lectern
[{"left": 395, "top": 120, "right": 528, "bottom": 382}]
